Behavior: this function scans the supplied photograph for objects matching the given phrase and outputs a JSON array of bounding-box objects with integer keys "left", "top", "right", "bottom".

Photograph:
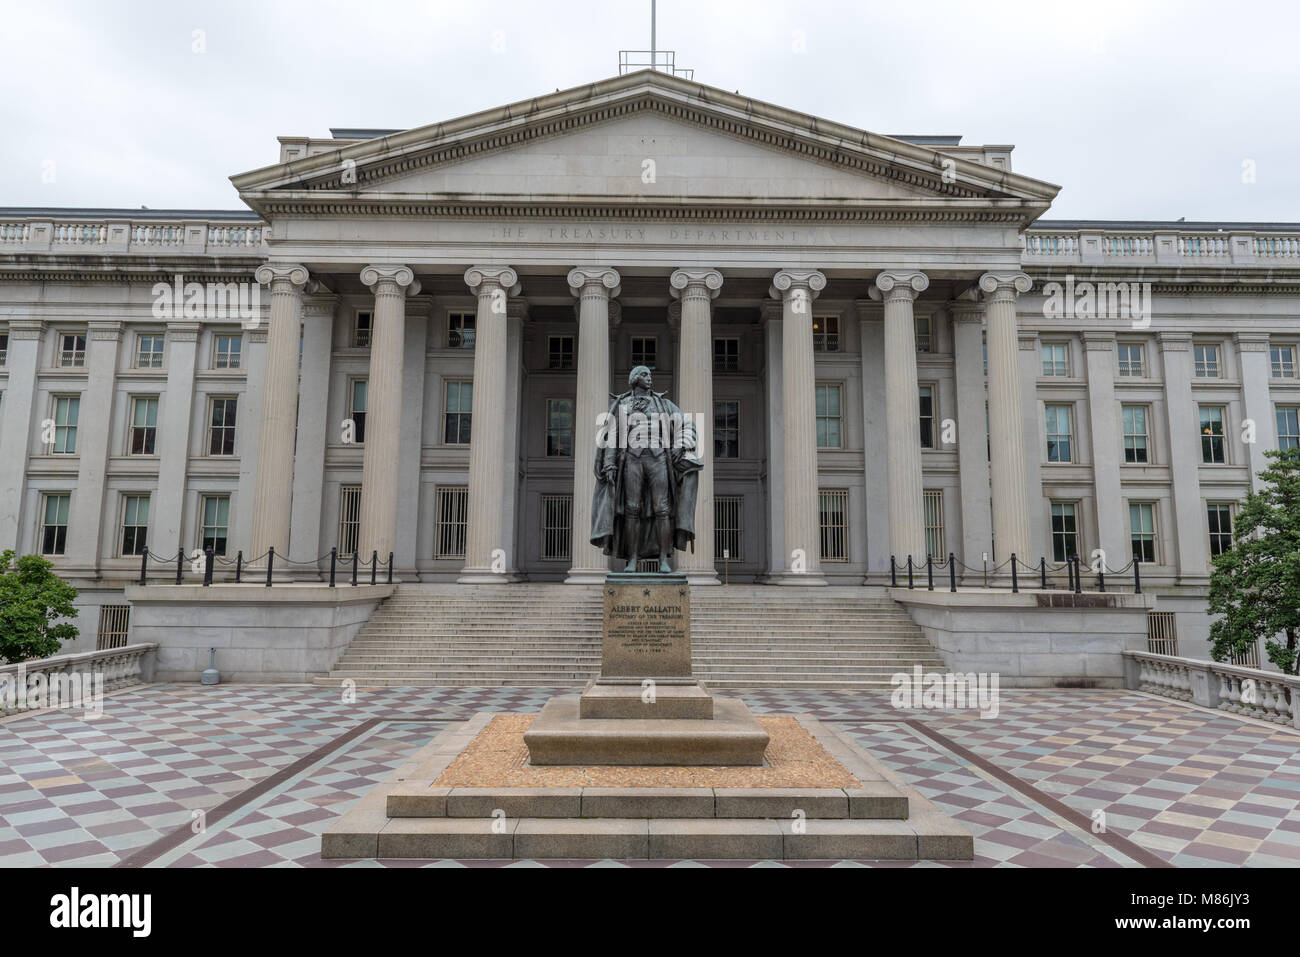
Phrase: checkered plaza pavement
[{"left": 1, "top": 683, "right": 1297, "bottom": 868}]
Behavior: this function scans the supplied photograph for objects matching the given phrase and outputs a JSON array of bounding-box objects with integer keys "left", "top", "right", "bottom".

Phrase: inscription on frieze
[{"left": 601, "top": 581, "right": 692, "bottom": 678}]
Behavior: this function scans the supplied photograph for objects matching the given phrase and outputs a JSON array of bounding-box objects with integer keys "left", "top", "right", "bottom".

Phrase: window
[
  {"left": 1041, "top": 343, "right": 1069, "bottom": 376},
  {"left": 631, "top": 336, "right": 656, "bottom": 369},
  {"left": 353, "top": 310, "right": 372, "bottom": 348},
  {"left": 1045, "top": 404, "right": 1073, "bottom": 463},
  {"left": 448, "top": 312, "right": 475, "bottom": 349},
  {"left": 813, "top": 315, "right": 840, "bottom": 352},
  {"left": 914, "top": 315, "right": 932, "bottom": 353},
  {"left": 548, "top": 335, "right": 575, "bottom": 370},
  {"left": 546, "top": 398, "right": 573, "bottom": 457},
  {"left": 1117, "top": 343, "right": 1145, "bottom": 377},
  {"left": 0, "top": 330, "right": 7, "bottom": 365},
  {"left": 1272, "top": 345, "right": 1297, "bottom": 379},
  {"left": 714, "top": 400, "right": 739, "bottom": 459},
  {"left": 1122, "top": 405, "right": 1149, "bottom": 464},
  {"left": 923, "top": 490, "right": 944, "bottom": 559},
  {"left": 1207, "top": 503, "right": 1233, "bottom": 556},
  {"left": 129, "top": 397, "right": 159, "bottom": 455},
  {"left": 540, "top": 494, "right": 572, "bottom": 561},
  {"left": 136, "top": 334, "right": 164, "bottom": 369},
  {"left": 1129, "top": 502, "right": 1156, "bottom": 564},
  {"left": 120, "top": 494, "right": 149, "bottom": 556},
  {"left": 815, "top": 384, "right": 841, "bottom": 449},
  {"left": 59, "top": 333, "right": 86, "bottom": 367},
  {"left": 1199, "top": 406, "right": 1225, "bottom": 464},
  {"left": 444, "top": 380, "right": 472, "bottom": 444},
  {"left": 1278, "top": 407, "right": 1300, "bottom": 450},
  {"left": 1050, "top": 501, "right": 1079, "bottom": 562},
  {"left": 349, "top": 379, "right": 367, "bottom": 444},
  {"left": 715, "top": 495, "right": 742, "bottom": 562},
  {"left": 51, "top": 395, "right": 80, "bottom": 454},
  {"left": 40, "top": 493, "right": 70, "bottom": 555},
  {"left": 1193, "top": 343, "right": 1220, "bottom": 377},
  {"left": 435, "top": 486, "right": 469, "bottom": 558},
  {"left": 214, "top": 334, "right": 242, "bottom": 369},
  {"left": 96, "top": 605, "right": 131, "bottom": 651},
  {"left": 818, "top": 489, "right": 849, "bottom": 562},
  {"left": 1147, "top": 611, "right": 1178, "bottom": 656},
  {"left": 338, "top": 485, "right": 361, "bottom": 556},
  {"left": 208, "top": 397, "right": 238, "bottom": 456},
  {"left": 200, "top": 495, "right": 230, "bottom": 556},
  {"left": 713, "top": 337, "right": 739, "bottom": 372},
  {"left": 919, "top": 385, "right": 935, "bottom": 450}
]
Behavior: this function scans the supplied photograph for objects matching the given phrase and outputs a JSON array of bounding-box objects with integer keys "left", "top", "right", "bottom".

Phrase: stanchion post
[
  {"left": 948, "top": 552, "right": 957, "bottom": 593},
  {"left": 387, "top": 552, "right": 393, "bottom": 585},
  {"left": 1133, "top": 558, "right": 1142, "bottom": 594},
  {"left": 890, "top": 555, "right": 897, "bottom": 588},
  {"left": 139, "top": 550, "right": 147, "bottom": 586},
  {"left": 203, "top": 548, "right": 214, "bottom": 586},
  {"left": 1010, "top": 553, "right": 1019, "bottom": 593},
  {"left": 235, "top": 550, "right": 243, "bottom": 584},
  {"left": 329, "top": 547, "right": 337, "bottom": 588},
  {"left": 175, "top": 547, "right": 183, "bottom": 585},
  {"left": 907, "top": 555, "right": 914, "bottom": 590},
  {"left": 352, "top": 551, "right": 358, "bottom": 587},
  {"left": 926, "top": 554, "right": 934, "bottom": 591},
  {"left": 370, "top": 549, "right": 377, "bottom": 586},
  {"left": 266, "top": 546, "right": 275, "bottom": 587}
]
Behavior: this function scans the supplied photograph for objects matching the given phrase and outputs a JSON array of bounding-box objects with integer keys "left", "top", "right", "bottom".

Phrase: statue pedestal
[{"left": 524, "top": 574, "right": 770, "bottom": 766}]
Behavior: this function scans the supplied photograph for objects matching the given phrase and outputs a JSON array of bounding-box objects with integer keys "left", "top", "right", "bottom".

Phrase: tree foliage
[
  {"left": 1207, "top": 447, "right": 1300, "bottom": 674},
  {"left": 0, "top": 551, "right": 79, "bottom": 664}
]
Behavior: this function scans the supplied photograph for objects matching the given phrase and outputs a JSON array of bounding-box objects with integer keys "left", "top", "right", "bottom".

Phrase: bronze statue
[{"left": 590, "top": 366, "right": 701, "bottom": 573}]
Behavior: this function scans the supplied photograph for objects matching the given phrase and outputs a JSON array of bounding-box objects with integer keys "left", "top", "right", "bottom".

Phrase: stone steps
[{"left": 318, "top": 583, "right": 943, "bottom": 690}]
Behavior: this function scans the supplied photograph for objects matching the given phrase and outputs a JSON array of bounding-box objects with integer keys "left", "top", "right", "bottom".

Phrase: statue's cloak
[{"left": 590, "top": 389, "right": 702, "bottom": 560}]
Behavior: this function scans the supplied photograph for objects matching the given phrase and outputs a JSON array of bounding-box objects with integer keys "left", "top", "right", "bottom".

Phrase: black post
[
  {"left": 351, "top": 551, "right": 358, "bottom": 587},
  {"left": 948, "top": 552, "right": 956, "bottom": 593},
  {"left": 139, "top": 550, "right": 147, "bottom": 586},
  {"left": 1097, "top": 563, "right": 1106, "bottom": 593},
  {"left": 235, "top": 550, "right": 243, "bottom": 584},
  {"left": 926, "top": 554, "right": 934, "bottom": 591},
  {"left": 266, "top": 546, "right": 274, "bottom": 587},
  {"left": 370, "top": 550, "right": 377, "bottom": 586},
  {"left": 203, "top": 548, "right": 214, "bottom": 587},
  {"left": 329, "top": 547, "right": 337, "bottom": 588},
  {"left": 1073, "top": 556, "right": 1083, "bottom": 595},
  {"left": 907, "top": 555, "right": 914, "bottom": 590},
  {"left": 1067, "top": 555, "right": 1075, "bottom": 592},
  {"left": 1010, "top": 553, "right": 1019, "bottom": 593},
  {"left": 1133, "top": 558, "right": 1142, "bottom": 595},
  {"left": 1040, "top": 557, "right": 1047, "bottom": 590},
  {"left": 387, "top": 552, "right": 393, "bottom": 585},
  {"left": 890, "top": 556, "right": 897, "bottom": 587},
  {"left": 176, "top": 548, "right": 183, "bottom": 585}
]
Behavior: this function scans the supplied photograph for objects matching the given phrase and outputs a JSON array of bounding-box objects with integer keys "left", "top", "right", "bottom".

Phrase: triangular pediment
[{"left": 233, "top": 72, "right": 1059, "bottom": 221}]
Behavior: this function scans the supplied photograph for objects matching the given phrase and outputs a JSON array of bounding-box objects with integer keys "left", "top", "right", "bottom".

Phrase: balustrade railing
[
  {"left": 1123, "top": 650, "right": 1298, "bottom": 728},
  {"left": 0, "top": 643, "right": 157, "bottom": 716}
]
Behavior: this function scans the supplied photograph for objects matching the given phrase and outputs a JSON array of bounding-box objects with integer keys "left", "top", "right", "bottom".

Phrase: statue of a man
[{"left": 590, "top": 366, "right": 702, "bottom": 573}]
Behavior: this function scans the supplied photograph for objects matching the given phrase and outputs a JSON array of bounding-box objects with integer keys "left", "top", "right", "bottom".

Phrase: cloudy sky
[{"left": 1, "top": 0, "right": 1296, "bottom": 221}]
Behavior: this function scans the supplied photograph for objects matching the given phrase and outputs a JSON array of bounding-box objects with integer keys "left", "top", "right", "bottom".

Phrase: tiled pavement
[{"left": 1, "top": 684, "right": 1297, "bottom": 868}]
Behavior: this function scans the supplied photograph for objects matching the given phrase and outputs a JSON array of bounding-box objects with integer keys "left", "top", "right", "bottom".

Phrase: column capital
[
  {"left": 871, "top": 270, "right": 929, "bottom": 302},
  {"left": 769, "top": 268, "right": 826, "bottom": 302},
  {"left": 465, "top": 265, "right": 520, "bottom": 297},
  {"left": 87, "top": 320, "right": 124, "bottom": 341},
  {"left": 669, "top": 267, "right": 723, "bottom": 300},
  {"left": 1233, "top": 331, "right": 1271, "bottom": 353},
  {"left": 166, "top": 322, "right": 201, "bottom": 343},
  {"left": 7, "top": 319, "right": 45, "bottom": 340},
  {"left": 978, "top": 271, "right": 1032, "bottom": 301},
  {"left": 254, "top": 262, "right": 310, "bottom": 288},
  {"left": 1157, "top": 331, "right": 1192, "bottom": 351},
  {"left": 1082, "top": 331, "right": 1116, "bottom": 351},
  {"left": 567, "top": 266, "right": 620, "bottom": 299},
  {"left": 365, "top": 264, "right": 421, "bottom": 296}
]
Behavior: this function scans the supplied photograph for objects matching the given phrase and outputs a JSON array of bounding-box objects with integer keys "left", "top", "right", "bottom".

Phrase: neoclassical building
[{"left": 2, "top": 72, "right": 1298, "bottom": 653}]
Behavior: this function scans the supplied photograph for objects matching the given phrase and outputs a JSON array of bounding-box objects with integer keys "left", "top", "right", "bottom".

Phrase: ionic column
[
  {"left": 872, "top": 270, "right": 929, "bottom": 564},
  {"left": 288, "top": 295, "right": 337, "bottom": 568},
  {"left": 249, "top": 263, "right": 308, "bottom": 562},
  {"left": 980, "top": 271, "right": 1033, "bottom": 564},
  {"left": 358, "top": 264, "right": 419, "bottom": 567},
  {"left": 770, "top": 269, "right": 827, "bottom": 585},
  {"left": 950, "top": 297, "right": 993, "bottom": 576},
  {"left": 670, "top": 268, "right": 723, "bottom": 584},
  {"left": 566, "top": 267, "right": 621, "bottom": 583},
  {"left": 460, "top": 265, "right": 521, "bottom": 583}
]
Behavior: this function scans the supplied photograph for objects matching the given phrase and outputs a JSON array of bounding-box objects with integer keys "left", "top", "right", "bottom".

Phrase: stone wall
[{"left": 124, "top": 584, "right": 393, "bottom": 682}]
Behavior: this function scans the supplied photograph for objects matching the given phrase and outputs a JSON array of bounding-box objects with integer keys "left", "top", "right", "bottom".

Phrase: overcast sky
[{"left": 1, "top": 0, "right": 1296, "bottom": 221}]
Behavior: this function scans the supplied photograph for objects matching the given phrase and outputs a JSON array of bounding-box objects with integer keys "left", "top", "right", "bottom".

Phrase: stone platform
[{"left": 321, "top": 710, "right": 973, "bottom": 861}]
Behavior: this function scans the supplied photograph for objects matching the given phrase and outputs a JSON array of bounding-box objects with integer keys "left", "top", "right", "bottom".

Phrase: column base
[{"left": 765, "top": 569, "right": 828, "bottom": 586}]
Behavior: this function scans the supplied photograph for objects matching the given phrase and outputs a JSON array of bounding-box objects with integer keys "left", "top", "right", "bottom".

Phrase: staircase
[{"left": 314, "top": 584, "right": 945, "bottom": 690}]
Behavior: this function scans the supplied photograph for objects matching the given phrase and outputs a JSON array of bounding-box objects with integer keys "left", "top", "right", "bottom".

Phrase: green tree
[
  {"left": 0, "top": 551, "right": 79, "bottom": 664},
  {"left": 1207, "top": 447, "right": 1300, "bottom": 674}
]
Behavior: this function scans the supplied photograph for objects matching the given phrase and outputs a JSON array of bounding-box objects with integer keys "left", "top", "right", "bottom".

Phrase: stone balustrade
[
  {"left": 1122, "top": 650, "right": 1299, "bottom": 728},
  {"left": 0, "top": 215, "right": 268, "bottom": 257},
  {"left": 1022, "top": 227, "right": 1300, "bottom": 267},
  {"left": 0, "top": 643, "right": 158, "bottom": 716}
]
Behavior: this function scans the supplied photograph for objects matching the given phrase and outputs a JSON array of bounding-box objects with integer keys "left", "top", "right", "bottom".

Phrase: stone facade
[{"left": 1, "top": 72, "right": 1298, "bottom": 660}]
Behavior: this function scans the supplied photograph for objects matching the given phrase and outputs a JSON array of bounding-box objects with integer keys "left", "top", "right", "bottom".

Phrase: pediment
[{"left": 233, "top": 72, "right": 1059, "bottom": 221}]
